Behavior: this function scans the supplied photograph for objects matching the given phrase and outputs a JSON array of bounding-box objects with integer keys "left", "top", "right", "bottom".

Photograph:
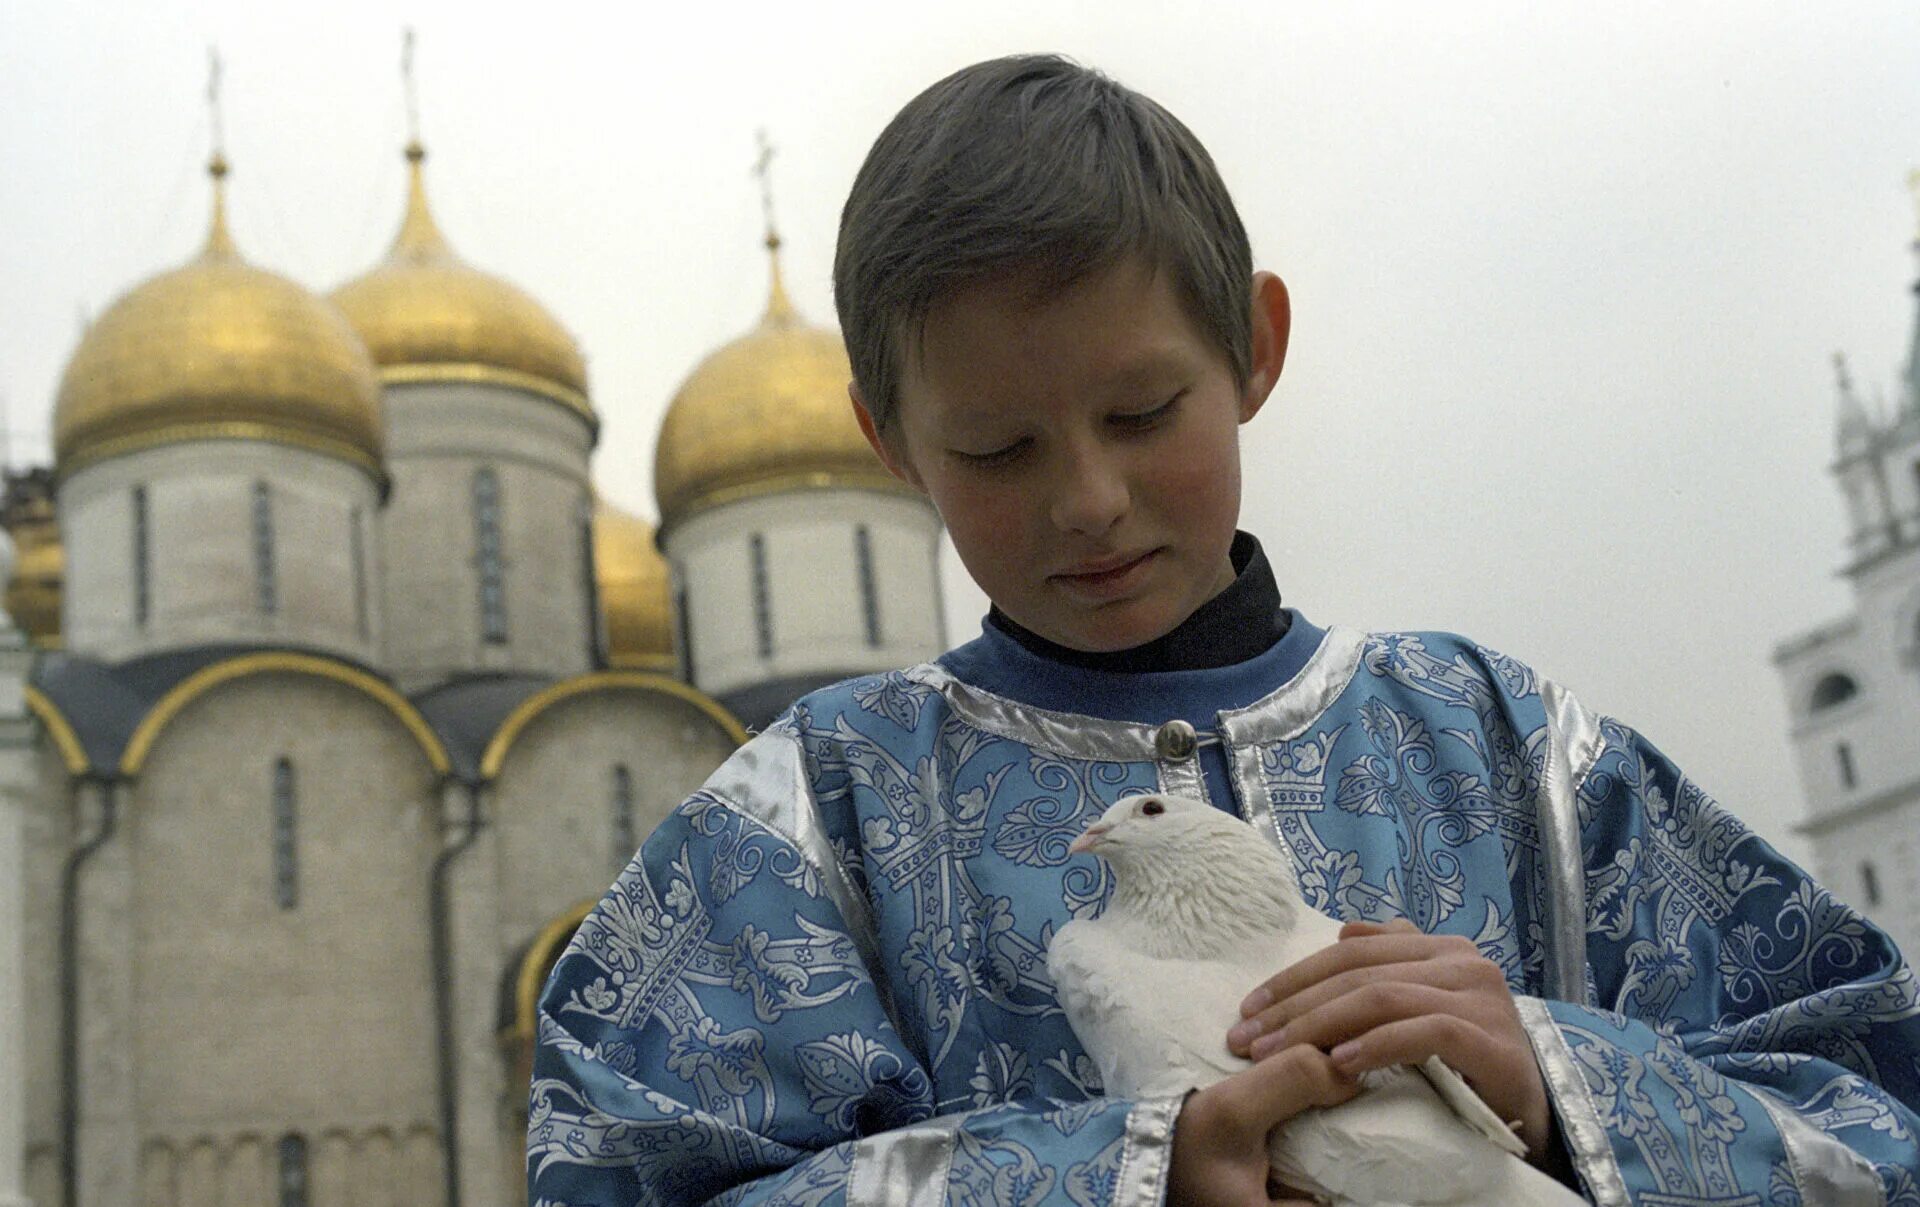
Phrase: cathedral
[
  {"left": 1772, "top": 187, "right": 1920, "bottom": 962},
  {"left": 0, "top": 128, "right": 944, "bottom": 1205}
]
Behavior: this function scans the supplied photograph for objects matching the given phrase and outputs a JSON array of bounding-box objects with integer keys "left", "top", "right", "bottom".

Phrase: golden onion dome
[
  {"left": 53, "top": 156, "right": 385, "bottom": 480},
  {"left": 1, "top": 488, "right": 63, "bottom": 648},
  {"left": 653, "top": 242, "right": 913, "bottom": 532},
  {"left": 593, "top": 498, "right": 674, "bottom": 670},
  {"left": 8, "top": 536, "right": 64, "bottom": 649},
  {"left": 332, "top": 143, "right": 594, "bottom": 428}
]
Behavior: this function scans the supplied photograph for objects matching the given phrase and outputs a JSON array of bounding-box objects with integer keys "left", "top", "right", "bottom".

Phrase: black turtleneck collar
[{"left": 985, "top": 531, "right": 1289, "bottom": 673}]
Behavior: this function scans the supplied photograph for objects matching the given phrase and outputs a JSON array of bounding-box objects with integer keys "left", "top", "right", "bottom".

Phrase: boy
[{"left": 529, "top": 56, "right": 1920, "bottom": 1205}]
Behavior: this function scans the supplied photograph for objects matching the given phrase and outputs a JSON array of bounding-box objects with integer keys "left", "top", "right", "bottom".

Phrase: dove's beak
[{"left": 1068, "top": 822, "right": 1113, "bottom": 856}]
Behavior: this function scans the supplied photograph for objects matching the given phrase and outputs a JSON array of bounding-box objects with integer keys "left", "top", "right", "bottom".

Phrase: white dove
[{"left": 1044, "top": 792, "right": 1587, "bottom": 1207}]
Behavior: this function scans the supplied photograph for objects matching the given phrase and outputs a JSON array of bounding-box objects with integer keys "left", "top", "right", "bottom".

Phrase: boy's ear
[
  {"left": 1239, "top": 271, "right": 1292, "bottom": 423},
  {"left": 850, "top": 383, "right": 926, "bottom": 491}
]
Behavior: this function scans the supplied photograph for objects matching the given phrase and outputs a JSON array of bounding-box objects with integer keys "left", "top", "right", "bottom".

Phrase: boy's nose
[{"left": 1049, "top": 447, "right": 1129, "bottom": 535}]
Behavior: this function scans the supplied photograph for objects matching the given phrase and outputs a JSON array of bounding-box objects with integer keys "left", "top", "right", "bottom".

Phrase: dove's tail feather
[
  {"left": 1319, "top": 1157, "right": 1590, "bottom": 1206},
  {"left": 1471, "top": 1155, "right": 1591, "bottom": 1206}
]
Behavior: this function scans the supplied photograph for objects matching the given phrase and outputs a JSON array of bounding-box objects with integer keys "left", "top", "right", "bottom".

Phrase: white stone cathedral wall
[
  {"left": 377, "top": 381, "right": 595, "bottom": 691},
  {"left": 125, "top": 671, "right": 442, "bottom": 1198},
  {"left": 57, "top": 440, "right": 383, "bottom": 664},
  {"left": 489, "top": 687, "right": 742, "bottom": 942},
  {"left": 131, "top": 1124, "right": 439, "bottom": 1207},
  {"left": 666, "top": 490, "right": 945, "bottom": 700},
  {"left": 22, "top": 743, "right": 74, "bottom": 1207}
]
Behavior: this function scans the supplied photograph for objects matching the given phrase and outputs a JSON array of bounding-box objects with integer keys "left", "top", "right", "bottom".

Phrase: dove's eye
[{"left": 1140, "top": 800, "right": 1165, "bottom": 817}]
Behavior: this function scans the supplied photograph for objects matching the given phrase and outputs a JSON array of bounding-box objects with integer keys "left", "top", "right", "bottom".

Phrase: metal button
[{"left": 1154, "top": 719, "right": 1198, "bottom": 761}]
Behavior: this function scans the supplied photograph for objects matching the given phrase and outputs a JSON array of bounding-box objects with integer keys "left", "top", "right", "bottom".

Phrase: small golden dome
[
  {"left": 332, "top": 143, "right": 594, "bottom": 426},
  {"left": 2, "top": 488, "right": 63, "bottom": 648},
  {"left": 53, "top": 157, "right": 385, "bottom": 480},
  {"left": 9, "top": 537, "right": 64, "bottom": 649},
  {"left": 653, "top": 245, "right": 912, "bottom": 532},
  {"left": 594, "top": 498, "right": 674, "bottom": 670}
]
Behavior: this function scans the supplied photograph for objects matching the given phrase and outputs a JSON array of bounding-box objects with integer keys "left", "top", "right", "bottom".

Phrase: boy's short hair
[{"left": 834, "top": 54, "right": 1254, "bottom": 430}]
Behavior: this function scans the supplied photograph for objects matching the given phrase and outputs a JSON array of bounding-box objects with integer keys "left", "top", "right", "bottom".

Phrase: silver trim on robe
[
  {"left": 1753, "top": 1084, "right": 1887, "bottom": 1206},
  {"left": 1114, "top": 1094, "right": 1182, "bottom": 1207},
  {"left": 846, "top": 1115, "right": 962, "bottom": 1207},
  {"left": 1219, "top": 626, "right": 1368, "bottom": 744},
  {"left": 1220, "top": 627, "right": 1367, "bottom": 840},
  {"left": 704, "top": 729, "right": 896, "bottom": 1025},
  {"left": 1156, "top": 756, "right": 1208, "bottom": 804},
  {"left": 904, "top": 626, "right": 1364, "bottom": 766},
  {"left": 1515, "top": 995, "right": 1630, "bottom": 1207},
  {"left": 1537, "top": 677, "right": 1602, "bottom": 1004},
  {"left": 906, "top": 663, "right": 1166, "bottom": 762}
]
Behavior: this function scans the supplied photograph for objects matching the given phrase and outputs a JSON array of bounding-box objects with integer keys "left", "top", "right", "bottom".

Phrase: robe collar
[{"left": 985, "top": 531, "right": 1289, "bottom": 674}]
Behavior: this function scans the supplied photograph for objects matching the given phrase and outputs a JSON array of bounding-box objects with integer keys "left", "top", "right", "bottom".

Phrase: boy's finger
[
  {"left": 1233, "top": 950, "right": 1492, "bottom": 1054},
  {"left": 1327, "top": 1014, "right": 1497, "bottom": 1081},
  {"left": 1214, "top": 1044, "right": 1360, "bottom": 1137},
  {"left": 1240, "top": 933, "right": 1469, "bottom": 1016},
  {"left": 1230, "top": 957, "right": 1439, "bottom": 1055},
  {"left": 1336, "top": 917, "right": 1418, "bottom": 940},
  {"left": 1249, "top": 981, "right": 1469, "bottom": 1060}
]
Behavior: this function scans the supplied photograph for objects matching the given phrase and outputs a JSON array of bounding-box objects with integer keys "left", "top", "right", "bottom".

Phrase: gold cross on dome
[
  {"left": 753, "top": 128, "right": 780, "bottom": 250},
  {"left": 206, "top": 46, "right": 226, "bottom": 167},
  {"left": 402, "top": 27, "right": 421, "bottom": 147}
]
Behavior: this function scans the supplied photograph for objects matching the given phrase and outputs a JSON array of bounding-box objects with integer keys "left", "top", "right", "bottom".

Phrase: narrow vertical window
[
  {"left": 252, "top": 480, "right": 277, "bottom": 614},
  {"left": 277, "top": 1133, "right": 308, "bottom": 1207},
  {"left": 676, "top": 583, "right": 695, "bottom": 683},
  {"left": 611, "top": 764, "right": 635, "bottom": 871},
  {"left": 1861, "top": 861, "right": 1882, "bottom": 907},
  {"left": 349, "top": 505, "right": 369, "bottom": 640},
  {"left": 1836, "top": 741, "right": 1857, "bottom": 790},
  {"left": 132, "top": 484, "right": 151, "bottom": 625},
  {"left": 749, "top": 534, "right": 772, "bottom": 659},
  {"left": 272, "top": 757, "right": 297, "bottom": 909},
  {"left": 473, "top": 468, "right": 508, "bottom": 644},
  {"left": 581, "top": 496, "right": 604, "bottom": 666},
  {"left": 854, "top": 525, "right": 881, "bottom": 647}
]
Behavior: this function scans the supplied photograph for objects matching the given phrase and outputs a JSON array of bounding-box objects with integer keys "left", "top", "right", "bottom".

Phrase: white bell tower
[{"left": 1773, "top": 179, "right": 1920, "bottom": 958}]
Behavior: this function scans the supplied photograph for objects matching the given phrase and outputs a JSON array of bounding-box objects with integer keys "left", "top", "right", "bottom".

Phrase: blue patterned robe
[{"left": 529, "top": 617, "right": 1920, "bottom": 1205}]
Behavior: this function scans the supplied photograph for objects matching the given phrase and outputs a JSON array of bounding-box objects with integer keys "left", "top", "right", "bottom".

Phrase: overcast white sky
[{"left": 4, "top": 1, "right": 1918, "bottom": 869}]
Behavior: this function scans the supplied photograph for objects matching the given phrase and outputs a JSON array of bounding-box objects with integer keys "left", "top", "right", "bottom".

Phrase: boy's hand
[
  {"left": 1226, "top": 918, "right": 1556, "bottom": 1167},
  {"left": 1168, "top": 1043, "right": 1360, "bottom": 1206}
]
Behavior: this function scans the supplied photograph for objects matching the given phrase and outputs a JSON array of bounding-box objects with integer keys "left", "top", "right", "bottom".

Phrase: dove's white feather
[
  {"left": 1047, "top": 917, "right": 1272, "bottom": 1095},
  {"left": 1045, "top": 793, "right": 1588, "bottom": 1207}
]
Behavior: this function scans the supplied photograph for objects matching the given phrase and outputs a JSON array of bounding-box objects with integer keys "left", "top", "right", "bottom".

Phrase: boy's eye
[
  {"left": 952, "top": 438, "right": 1030, "bottom": 468},
  {"left": 1109, "top": 393, "right": 1184, "bottom": 432}
]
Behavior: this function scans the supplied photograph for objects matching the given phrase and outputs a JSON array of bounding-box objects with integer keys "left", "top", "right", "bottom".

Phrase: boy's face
[{"left": 856, "top": 257, "right": 1290, "bottom": 653}]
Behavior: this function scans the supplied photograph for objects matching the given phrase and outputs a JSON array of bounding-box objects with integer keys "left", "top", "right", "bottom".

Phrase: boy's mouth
[{"left": 1051, "top": 549, "right": 1159, "bottom": 597}]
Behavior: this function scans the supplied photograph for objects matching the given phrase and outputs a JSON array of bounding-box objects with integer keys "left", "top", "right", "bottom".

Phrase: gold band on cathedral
[
  {"left": 51, "top": 420, "right": 389, "bottom": 485},
  {"left": 378, "top": 362, "right": 598, "bottom": 429}
]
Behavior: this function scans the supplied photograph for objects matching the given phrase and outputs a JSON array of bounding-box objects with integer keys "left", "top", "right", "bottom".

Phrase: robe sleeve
[
  {"left": 1514, "top": 702, "right": 1920, "bottom": 1206},
  {"left": 526, "top": 730, "right": 1181, "bottom": 1207}
]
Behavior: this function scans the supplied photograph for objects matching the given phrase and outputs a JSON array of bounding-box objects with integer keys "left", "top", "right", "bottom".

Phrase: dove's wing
[
  {"left": 1047, "top": 920, "right": 1254, "bottom": 1098},
  {"left": 1269, "top": 1065, "right": 1503, "bottom": 1203},
  {"left": 1271, "top": 1063, "right": 1590, "bottom": 1206}
]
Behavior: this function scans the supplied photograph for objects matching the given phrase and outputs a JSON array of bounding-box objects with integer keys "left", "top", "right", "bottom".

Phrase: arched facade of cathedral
[{"left": 4, "top": 133, "right": 944, "bottom": 1207}]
